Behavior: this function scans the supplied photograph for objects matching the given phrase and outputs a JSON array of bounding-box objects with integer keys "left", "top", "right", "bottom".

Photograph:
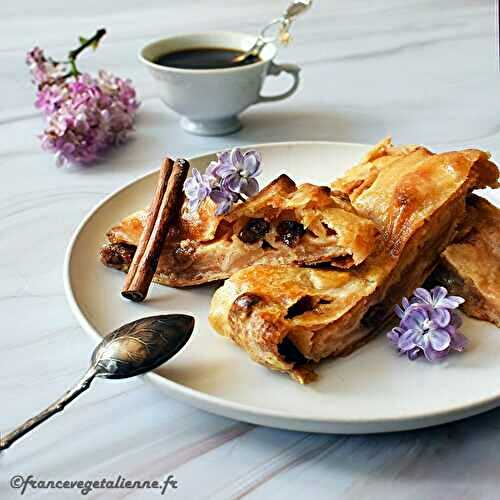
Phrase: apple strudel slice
[
  {"left": 429, "top": 195, "right": 500, "bottom": 327},
  {"left": 100, "top": 174, "right": 378, "bottom": 287},
  {"left": 209, "top": 142, "right": 499, "bottom": 383}
]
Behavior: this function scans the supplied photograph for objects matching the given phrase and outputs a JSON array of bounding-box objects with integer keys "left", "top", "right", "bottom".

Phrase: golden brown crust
[
  {"left": 429, "top": 195, "right": 500, "bottom": 326},
  {"left": 331, "top": 137, "right": 429, "bottom": 203},
  {"left": 332, "top": 139, "right": 498, "bottom": 255},
  {"left": 101, "top": 174, "right": 379, "bottom": 286},
  {"left": 209, "top": 141, "right": 499, "bottom": 382},
  {"left": 180, "top": 174, "right": 297, "bottom": 242}
]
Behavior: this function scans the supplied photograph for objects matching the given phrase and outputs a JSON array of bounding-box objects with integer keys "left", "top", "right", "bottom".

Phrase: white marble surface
[{"left": 1, "top": 0, "right": 499, "bottom": 498}]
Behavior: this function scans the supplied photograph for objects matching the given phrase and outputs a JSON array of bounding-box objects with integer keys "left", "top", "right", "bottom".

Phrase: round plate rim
[{"left": 63, "top": 140, "right": 500, "bottom": 434}]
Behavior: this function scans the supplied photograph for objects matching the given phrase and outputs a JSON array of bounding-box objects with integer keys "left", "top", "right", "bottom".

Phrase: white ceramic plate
[{"left": 64, "top": 141, "right": 500, "bottom": 434}]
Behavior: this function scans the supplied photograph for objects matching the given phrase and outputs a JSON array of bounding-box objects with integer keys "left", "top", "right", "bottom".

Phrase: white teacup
[{"left": 139, "top": 32, "right": 301, "bottom": 136}]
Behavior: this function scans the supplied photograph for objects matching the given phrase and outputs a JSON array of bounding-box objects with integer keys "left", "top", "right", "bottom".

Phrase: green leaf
[
  {"left": 90, "top": 38, "right": 100, "bottom": 50},
  {"left": 78, "top": 36, "right": 88, "bottom": 45}
]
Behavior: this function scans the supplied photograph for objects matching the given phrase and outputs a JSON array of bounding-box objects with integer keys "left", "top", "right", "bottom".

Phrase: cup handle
[{"left": 257, "top": 62, "right": 301, "bottom": 103}]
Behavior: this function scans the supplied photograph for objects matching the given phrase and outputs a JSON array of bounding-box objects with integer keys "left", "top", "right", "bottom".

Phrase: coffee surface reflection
[{"left": 155, "top": 47, "right": 261, "bottom": 70}]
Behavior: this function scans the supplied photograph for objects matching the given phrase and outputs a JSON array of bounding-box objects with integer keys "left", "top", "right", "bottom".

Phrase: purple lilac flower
[
  {"left": 414, "top": 286, "right": 464, "bottom": 309},
  {"left": 184, "top": 147, "right": 263, "bottom": 215},
  {"left": 222, "top": 148, "right": 262, "bottom": 196},
  {"left": 27, "top": 34, "right": 139, "bottom": 167},
  {"left": 183, "top": 168, "right": 212, "bottom": 212},
  {"left": 413, "top": 286, "right": 464, "bottom": 327},
  {"left": 26, "top": 47, "right": 65, "bottom": 85},
  {"left": 387, "top": 286, "right": 468, "bottom": 362},
  {"left": 37, "top": 72, "right": 139, "bottom": 166},
  {"left": 210, "top": 188, "right": 239, "bottom": 216},
  {"left": 394, "top": 296, "right": 415, "bottom": 320},
  {"left": 26, "top": 47, "right": 46, "bottom": 68},
  {"left": 34, "top": 84, "right": 66, "bottom": 115},
  {"left": 206, "top": 150, "right": 232, "bottom": 180},
  {"left": 97, "top": 70, "right": 139, "bottom": 115}
]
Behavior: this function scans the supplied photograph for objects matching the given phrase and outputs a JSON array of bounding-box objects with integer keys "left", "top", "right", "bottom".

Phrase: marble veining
[{"left": 1, "top": 1, "right": 499, "bottom": 498}]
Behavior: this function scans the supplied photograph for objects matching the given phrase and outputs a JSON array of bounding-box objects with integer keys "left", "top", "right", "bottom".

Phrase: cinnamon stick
[{"left": 122, "top": 158, "right": 189, "bottom": 302}]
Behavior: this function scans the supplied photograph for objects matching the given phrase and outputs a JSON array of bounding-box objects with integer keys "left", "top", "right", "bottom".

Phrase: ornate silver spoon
[
  {"left": 0, "top": 314, "right": 195, "bottom": 451},
  {"left": 233, "top": 0, "right": 313, "bottom": 64}
]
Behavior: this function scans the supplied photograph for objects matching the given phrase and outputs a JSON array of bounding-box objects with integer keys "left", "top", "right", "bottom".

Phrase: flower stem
[{"left": 67, "top": 28, "right": 106, "bottom": 77}]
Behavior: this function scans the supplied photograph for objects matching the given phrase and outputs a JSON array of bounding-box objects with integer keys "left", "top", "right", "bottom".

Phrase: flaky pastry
[
  {"left": 209, "top": 139, "right": 499, "bottom": 382},
  {"left": 100, "top": 174, "right": 378, "bottom": 286}
]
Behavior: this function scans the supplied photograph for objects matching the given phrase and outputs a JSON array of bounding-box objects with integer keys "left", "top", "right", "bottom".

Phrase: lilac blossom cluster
[
  {"left": 184, "top": 147, "right": 262, "bottom": 215},
  {"left": 387, "top": 286, "right": 468, "bottom": 362},
  {"left": 26, "top": 41, "right": 139, "bottom": 166}
]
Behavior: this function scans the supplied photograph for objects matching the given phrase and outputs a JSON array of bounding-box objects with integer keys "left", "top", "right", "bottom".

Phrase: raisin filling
[
  {"left": 276, "top": 220, "right": 305, "bottom": 247},
  {"left": 238, "top": 218, "right": 270, "bottom": 244},
  {"left": 286, "top": 295, "right": 314, "bottom": 318},
  {"left": 278, "top": 337, "right": 307, "bottom": 364}
]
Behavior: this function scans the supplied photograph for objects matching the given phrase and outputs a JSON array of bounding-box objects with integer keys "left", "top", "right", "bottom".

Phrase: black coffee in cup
[{"left": 154, "top": 48, "right": 260, "bottom": 70}]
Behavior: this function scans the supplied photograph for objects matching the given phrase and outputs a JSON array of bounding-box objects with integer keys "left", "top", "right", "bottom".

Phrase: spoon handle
[{"left": 0, "top": 368, "right": 96, "bottom": 451}]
